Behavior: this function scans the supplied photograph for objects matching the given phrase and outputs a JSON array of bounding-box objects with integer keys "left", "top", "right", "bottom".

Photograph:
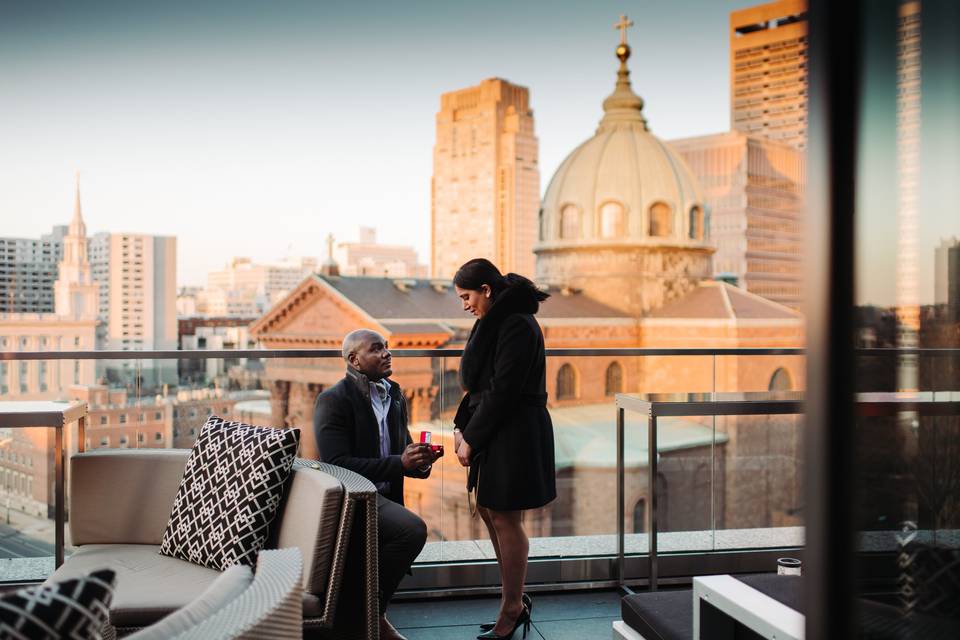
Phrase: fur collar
[{"left": 459, "top": 284, "right": 540, "bottom": 390}]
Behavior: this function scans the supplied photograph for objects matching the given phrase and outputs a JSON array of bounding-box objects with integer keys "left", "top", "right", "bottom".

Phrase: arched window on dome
[
  {"left": 560, "top": 205, "right": 581, "bottom": 239},
  {"left": 768, "top": 367, "right": 793, "bottom": 391},
  {"left": 689, "top": 205, "right": 704, "bottom": 241},
  {"left": 538, "top": 208, "right": 546, "bottom": 241},
  {"left": 599, "top": 201, "right": 625, "bottom": 238},
  {"left": 605, "top": 361, "right": 623, "bottom": 396},
  {"left": 648, "top": 202, "right": 673, "bottom": 237},
  {"left": 557, "top": 363, "right": 578, "bottom": 400}
]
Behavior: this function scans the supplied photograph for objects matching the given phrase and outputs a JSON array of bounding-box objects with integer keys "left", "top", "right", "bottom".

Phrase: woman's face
[{"left": 455, "top": 284, "right": 493, "bottom": 318}]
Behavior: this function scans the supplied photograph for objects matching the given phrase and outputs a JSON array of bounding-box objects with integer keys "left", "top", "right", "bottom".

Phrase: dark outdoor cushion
[
  {"left": 0, "top": 568, "right": 115, "bottom": 640},
  {"left": 621, "top": 589, "right": 692, "bottom": 640},
  {"left": 159, "top": 416, "right": 300, "bottom": 570},
  {"left": 736, "top": 573, "right": 804, "bottom": 613}
]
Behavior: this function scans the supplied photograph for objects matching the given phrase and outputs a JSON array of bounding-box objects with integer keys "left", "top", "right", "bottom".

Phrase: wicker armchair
[
  {"left": 54, "top": 450, "right": 380, "bottom": 639},
  {"left": 125, "top": 548, "right": 304, "bottom": 640}
]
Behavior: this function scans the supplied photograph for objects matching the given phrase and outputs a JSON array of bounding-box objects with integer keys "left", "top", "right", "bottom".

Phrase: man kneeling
[{"left": 314, "top": 329, "right": 440, "bottom": 640}]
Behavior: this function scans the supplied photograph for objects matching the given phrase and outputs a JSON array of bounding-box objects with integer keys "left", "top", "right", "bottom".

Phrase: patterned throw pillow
[
  {"left": 0, "top": 569, "right": 114, "bottom": 640},
  {"left": 160, "top": 416, "right": 300, "bottom": 570}
]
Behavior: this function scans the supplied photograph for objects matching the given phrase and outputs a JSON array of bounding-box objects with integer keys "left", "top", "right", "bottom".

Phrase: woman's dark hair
[{"left": 453, "top": 258, "right": 550, "bottom": 302}]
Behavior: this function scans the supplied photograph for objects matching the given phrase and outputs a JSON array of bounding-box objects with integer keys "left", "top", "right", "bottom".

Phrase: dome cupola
[{"left": 534, "top": 17, "right": 713, "bottom": 316}]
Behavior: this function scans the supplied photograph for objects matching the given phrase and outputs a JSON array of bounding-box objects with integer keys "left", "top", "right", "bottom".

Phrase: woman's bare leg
[
  {"left": 487, "top": 509, "right": 528, "bottom": 636},
  {"left": 478, "top": 506, "right": 503, "bottom": 569}
]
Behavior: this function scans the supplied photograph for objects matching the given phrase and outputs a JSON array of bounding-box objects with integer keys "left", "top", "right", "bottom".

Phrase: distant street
[{"left": 0, "top": 522, "right": 54, "bottom": 558}]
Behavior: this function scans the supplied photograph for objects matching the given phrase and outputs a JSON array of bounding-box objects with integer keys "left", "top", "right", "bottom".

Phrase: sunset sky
[
  {"left": 2, "top": 0, "right": 957, "bottom": 306},
  {"left": 1, "top": 0, "right": 746, "bottom": 285}
]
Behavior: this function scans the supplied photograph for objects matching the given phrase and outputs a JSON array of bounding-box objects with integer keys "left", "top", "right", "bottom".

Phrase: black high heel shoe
[
  {"left": 476, "top": 603, "right": 531, "bottom": 640},
  {"left": 479, "top": 593, "right": 533, "bottom": 632}
]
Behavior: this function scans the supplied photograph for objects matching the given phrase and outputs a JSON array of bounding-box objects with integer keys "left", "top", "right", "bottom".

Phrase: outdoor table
[{"left": 0, "top": 401, "right": 88, "bottom": 567}]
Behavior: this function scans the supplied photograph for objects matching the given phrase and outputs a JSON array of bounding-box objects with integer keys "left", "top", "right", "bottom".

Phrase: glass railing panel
[
  {"left": 706, "top": 354, "right": 805, "bottom": 552},
  {"left": 0, "top": 425, "right": 57, "bottom": 582}
]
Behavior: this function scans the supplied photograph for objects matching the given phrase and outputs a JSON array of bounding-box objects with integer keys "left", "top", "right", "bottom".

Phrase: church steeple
[
  {"left": 599, "top": 15, "right": 649, "bottom": 132},
  {"left": 70, "top": 171, "right": 87, "bottom": 239},
  {"left": 55, "top": 171, "right": 98, "bottom": 319}
]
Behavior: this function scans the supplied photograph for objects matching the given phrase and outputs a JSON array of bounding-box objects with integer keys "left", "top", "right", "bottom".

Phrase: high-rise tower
[
  {"left": 730, "top": 0, "right": 808, "bottom": 149},
  {"left": 431, "top": 78, "right": 539, "bottom": 279}
]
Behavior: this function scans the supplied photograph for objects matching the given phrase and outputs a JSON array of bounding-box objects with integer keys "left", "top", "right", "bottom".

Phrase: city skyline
[{"left": 2, "top": 0, "right": 748, "bottom": 287}]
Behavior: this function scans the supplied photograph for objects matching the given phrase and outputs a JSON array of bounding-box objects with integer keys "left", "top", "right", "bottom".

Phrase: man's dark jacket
[{"left": 313, "top": 367, "right": 427, "bottom": 506}]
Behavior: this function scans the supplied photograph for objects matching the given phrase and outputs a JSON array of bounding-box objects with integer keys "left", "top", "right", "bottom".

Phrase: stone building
[
  {"left": 250, "top": 24, "right": 805, "bottom": 544},
  {"left": 535, "top": 35, "right": 712, "bottom": 317},
  {"left": 431, "top": 78, "right": 540, "bottom": 279}
]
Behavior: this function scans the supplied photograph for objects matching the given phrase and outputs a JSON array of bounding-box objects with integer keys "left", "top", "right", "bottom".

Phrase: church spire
[
  {"left": 599, "top": 15, "right": 648, "bottom": 132},
  {"left": 70, "top": 170, "right": 87, "bottom": 238}
]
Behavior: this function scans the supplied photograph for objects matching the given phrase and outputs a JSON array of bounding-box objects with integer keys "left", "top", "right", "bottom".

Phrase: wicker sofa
[{"left": 48, "top": 449, "right": 379, "bottom": 639}]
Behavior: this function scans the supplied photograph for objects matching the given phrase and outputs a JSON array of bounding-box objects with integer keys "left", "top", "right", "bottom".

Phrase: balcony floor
[{"left": 390, "top": 589, "right": 622, "bottom": 639}]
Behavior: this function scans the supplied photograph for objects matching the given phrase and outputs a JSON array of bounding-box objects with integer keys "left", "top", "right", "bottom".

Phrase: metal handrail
[{"left": 2, "top": 347, "right": 959, "bottom": 361}]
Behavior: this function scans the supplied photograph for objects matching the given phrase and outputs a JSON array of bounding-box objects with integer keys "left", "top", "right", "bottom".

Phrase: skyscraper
[
  {"left": 431, "top": 78, "right": 539, "bottom": 279},
  {"left": 0, "top": 227, "right": 65, "bottom": 313},
  {"left": 730, "top": 0, "right": 808, "bottom": 149},
  {"left": 89, "top": 230, "right": 177, "bottom": 384},
  {"left": 669, "top": 131, "right": 806, "bottom": 308},
  {"left": 935, "top": 237, "right": 960, "bottom": 307}
]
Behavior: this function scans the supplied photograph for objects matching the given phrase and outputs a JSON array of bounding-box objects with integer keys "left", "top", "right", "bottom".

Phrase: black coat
[
  {"left": 313, "top": 368, "right": 427, "bottom": 506},
  {"left": 455, "top": 283, "right": 557, "bottom": 511}
]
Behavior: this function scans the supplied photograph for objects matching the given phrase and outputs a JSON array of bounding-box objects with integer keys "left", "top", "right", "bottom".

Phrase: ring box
[{"left": 420, "top": 431, "right": 444, "bottom": 456}]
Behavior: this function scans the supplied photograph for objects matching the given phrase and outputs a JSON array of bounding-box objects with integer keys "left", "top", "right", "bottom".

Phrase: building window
[
  {"left": 73, "top": 360, "right": 80, "bottom": 384},
  {"left": 768, "top": 367, "right": 793, "bottom": 391},
  {"left": 138, "top": 433, "right": 145, "bottom": 443},
  {"left": 120, "top": 435, "right": 128, "bottom": 447},
  {"left": 648, "top": 202, "right": 673, "bottom": 237},
  {"left": 689, "top": 205, "right": 704, "bottom": 240},
  {"left": 18, "top": 362, "right": 28, "bottom": 393},
  {"left": 560, "top": 205, "right": 581, "bottom": 239},
  {"left": 633, "top": 499, "right": 646, "bottom": 533},
  {"left": 605, "top": 362, "right": 624, "bottom": 396},
  {"left": 1, "top": 362, "right": 7, "bottom": 395},
  {"left": 155, "top": 432, "right": 163, "bottom": 442},
  {"left": 557, "top": 364, "right": 578, "bottom": 400},
  {"left": 599, "top": 201, "right": 625, "bottom": 238},
  {"left": 100, "top": 436, "right": 109, "bottom": 447},
  {"left": 38, "top": 361, "right": 47, "bottom": 392},
  {"left": 154, "top": 411, "right": 162, "bottom": 420},
  {"left": 119, "top": 414, "right": 127, "bottom": 424},
  {"left": 100, "top": 415, "right": 107, "bottom": 425}
]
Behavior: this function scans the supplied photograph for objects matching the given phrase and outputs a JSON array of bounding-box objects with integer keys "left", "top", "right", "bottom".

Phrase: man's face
[{"left": 350, "top": 333, "right": 392, "bottom": 381}]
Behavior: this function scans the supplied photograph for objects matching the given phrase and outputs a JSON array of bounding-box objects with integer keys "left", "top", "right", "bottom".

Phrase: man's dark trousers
[{"left": 377, "top": 494, "right": 427, "bottom": 610}]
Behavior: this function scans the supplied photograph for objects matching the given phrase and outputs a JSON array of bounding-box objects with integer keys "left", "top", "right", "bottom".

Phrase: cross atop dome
[{"left": 615, "top": 14, "right": 633, "bottom": 46}]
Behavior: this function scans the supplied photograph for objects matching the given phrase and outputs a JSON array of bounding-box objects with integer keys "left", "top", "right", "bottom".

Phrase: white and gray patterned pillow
[
  {"left": 0, "top": 568, "right": 114, "bottom": 640},
  {"left": 159, "top": 416, "right": 300, "bottom": 570}
]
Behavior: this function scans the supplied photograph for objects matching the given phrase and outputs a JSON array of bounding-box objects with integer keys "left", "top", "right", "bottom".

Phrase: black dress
[{"left": 454, "top": 283, "right": 557, "bottom": 511}]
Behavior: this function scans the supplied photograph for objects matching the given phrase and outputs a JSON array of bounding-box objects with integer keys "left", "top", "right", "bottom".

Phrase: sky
[
  {"left": 3, "top": 0, "right": 957, "bottom": 305},
  {"left": 0, "top": 0, "right": 747, "bottom": 286}
]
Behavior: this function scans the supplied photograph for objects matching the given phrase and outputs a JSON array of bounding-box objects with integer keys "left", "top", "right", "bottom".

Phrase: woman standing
[{"left": 452, "top": 258, "right": 556, "bottom": 640}]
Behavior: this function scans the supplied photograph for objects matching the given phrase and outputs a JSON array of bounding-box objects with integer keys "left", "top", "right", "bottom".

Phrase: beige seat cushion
[
  {"left": 48, "top": 544, "right": 221, "bottom": 628},
  {"left": 125, "top": 564, "right": 253, "bottom": 639}
]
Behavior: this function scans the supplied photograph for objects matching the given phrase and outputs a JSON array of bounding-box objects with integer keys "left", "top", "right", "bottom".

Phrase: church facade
[{"left": 250, "top": 24, "right": 804, "bottom": 544}]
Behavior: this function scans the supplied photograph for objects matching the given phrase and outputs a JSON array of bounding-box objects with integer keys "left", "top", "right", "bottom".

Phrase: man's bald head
[{"left": 342, "top": 329, "right": 392, "bottom": 380}]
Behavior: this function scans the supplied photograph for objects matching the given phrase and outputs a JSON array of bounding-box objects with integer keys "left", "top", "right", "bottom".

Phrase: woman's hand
[
  {"left": 454, "top": 429, "right": 464, "bottom": 454},
  {"left": 456, "top": 439, "right": 472, "bottom": 467}
]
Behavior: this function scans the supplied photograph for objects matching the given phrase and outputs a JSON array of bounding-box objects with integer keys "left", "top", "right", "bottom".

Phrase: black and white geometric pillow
[
  {"left": 0, "top": 568, "right": 114, "bottom": 640},
  {"left": 159, "top": 416, "right": 300, "bottom": 571}
]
